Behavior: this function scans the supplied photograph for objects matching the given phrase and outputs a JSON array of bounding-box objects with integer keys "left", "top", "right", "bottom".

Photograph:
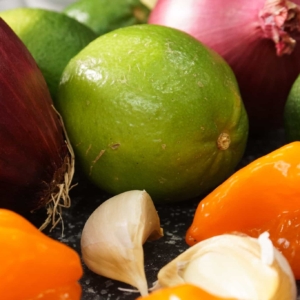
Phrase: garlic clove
[
  {"left": 154, "top": 232, "right": 296, "bottom": 300},
  {"left": 81, "top": 190, "right": 163, "bottom": 296}
]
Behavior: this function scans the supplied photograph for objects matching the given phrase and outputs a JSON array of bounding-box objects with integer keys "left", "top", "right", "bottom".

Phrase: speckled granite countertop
[{"left": 30, "top": 128, "right": 300, "bottom": 299}]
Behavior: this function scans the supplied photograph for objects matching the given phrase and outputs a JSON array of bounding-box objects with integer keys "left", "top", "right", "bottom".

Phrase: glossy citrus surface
[
  {"left": 186, "top": 142, "right": 300, "bottom": 278},
  {"left": 0, "top": 209, "right": 82, "bottom": 299},
  {"left": 284, "top": 74, "right": 300, "bottom": 142},
  {"left": 63, "top": 0, "right": 150, "bottom": 36},
  {"left": 0, "top": 8, "right": 96, "bottom": 98},
  {"left": 57, "top": 24, "right": 248, "bottom": 203}
]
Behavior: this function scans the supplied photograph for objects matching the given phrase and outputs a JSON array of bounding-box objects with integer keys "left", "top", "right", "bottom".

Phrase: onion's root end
[
  {"left": 39, "top": 106, "right": 76, "bottom": 233},
  {"left": 39, "top": 152, "right": 76, "bottom": 233}
]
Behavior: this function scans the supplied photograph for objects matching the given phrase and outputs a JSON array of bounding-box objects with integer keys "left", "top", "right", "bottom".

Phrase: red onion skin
[
  {"left": 149, "top": 0, "right": 300, "bottom": 131},
  {"left": 0, "top": 18, "right": 70, "bottom": 214}
]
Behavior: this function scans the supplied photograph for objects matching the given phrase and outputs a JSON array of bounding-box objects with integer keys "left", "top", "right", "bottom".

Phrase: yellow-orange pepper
[
  {"left": 136, "top": 284, "right": 235, "bottom": 300},
  {"left": 186, "top": 142, "right": 300, "bottom": 279},
  {"left": 0, "top": 209, "right": 83, "bottom": 299}
]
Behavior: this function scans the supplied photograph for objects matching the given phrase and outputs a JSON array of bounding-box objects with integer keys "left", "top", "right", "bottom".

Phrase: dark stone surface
[{"left": 30, "top": 128, "right": 300, "bottom": 299}]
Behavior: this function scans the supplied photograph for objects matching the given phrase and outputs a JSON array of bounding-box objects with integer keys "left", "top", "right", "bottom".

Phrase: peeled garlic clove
[
  {"left": 81, "top": 190, "right": 163, "bottom": 296},
  {"left": 155, "top": 232, "right": 296, "bottom": 300}
]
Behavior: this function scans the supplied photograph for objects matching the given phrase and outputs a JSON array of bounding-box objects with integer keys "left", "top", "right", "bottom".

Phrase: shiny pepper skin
[
  {"left": 136, "top": 284, "right": 236, "bottom": 300},
  {"left": 186, "top": 142, "right": 300, "bottom": 279},
  {"left": 0, "top": 209, "right": 83, "bottom": 299}
]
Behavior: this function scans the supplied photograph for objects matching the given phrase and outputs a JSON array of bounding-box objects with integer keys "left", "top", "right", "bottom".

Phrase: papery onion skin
[
  {"left": 0, "top": 18, "right": 72, "bottom": 219},
  {"left": 149, "top": 0, "right": 300, "bottom": 131}
]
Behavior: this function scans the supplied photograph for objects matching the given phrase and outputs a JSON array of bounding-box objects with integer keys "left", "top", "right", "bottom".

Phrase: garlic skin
[
  {"left": 81, "top": 190, "right": 163, "bottom": 296},
  {"left": 155, "top": 232, "right": 296, "bottom": 300}
]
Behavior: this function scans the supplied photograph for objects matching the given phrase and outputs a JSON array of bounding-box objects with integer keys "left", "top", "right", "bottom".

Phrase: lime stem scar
[{"left": 217, "top": 132, "right": 230, "bottom": 150}]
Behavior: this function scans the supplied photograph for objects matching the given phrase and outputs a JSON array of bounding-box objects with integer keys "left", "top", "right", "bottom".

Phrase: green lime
[
  {"left": 56, "top": 24, "right": 249, "bottom": 203},
  {"left": 63, "top": 0, "right": 150, "bottom": 36},
  {"left": 0, "top": 8, "right": 97, "bottom": 99},
  {"left": 140, "top": 0, "right": 158, "bottom": 9},
  {"left": 284, "top": 75, "right": 300, "bottom": 142}
]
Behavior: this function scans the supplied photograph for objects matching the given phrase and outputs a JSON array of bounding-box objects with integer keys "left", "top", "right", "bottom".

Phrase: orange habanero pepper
[
  {"left": 186, "top": 142, "right": 300, "bottom": 279},
  {"left": 136, "top": 284, "right": 236, "bottom": 300},
  {"left": 0, "top": 209, "right": 83, "bottom": 299}
]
